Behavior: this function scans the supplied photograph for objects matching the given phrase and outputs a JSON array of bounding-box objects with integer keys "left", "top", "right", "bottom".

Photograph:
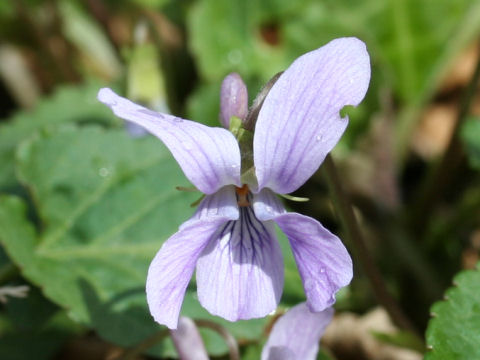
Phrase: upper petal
[
  {"left": 98, "top": 88, "right": 241, "bottom": 194},
  {"left": 274, "top": 213, "right": 353, "bottom": 312},
  {"left": 196, "top": 205, "right": 284, "bottom": 321},
  {"left": 253, "top": 37, "right": 371, "bottom": 193},
  {"left": 146, "top": 189, "right": 239, "bottom": 329},
  {"left": 261, "top": 303, "right": 334, "bottom": 360}
]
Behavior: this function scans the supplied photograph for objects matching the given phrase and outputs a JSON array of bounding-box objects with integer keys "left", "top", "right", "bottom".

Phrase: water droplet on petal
[
  {"left": 315, "top": 135, "right": 326, "bottom": 143},
  {"left": 320, "top": 267, "right": 325, "bottom": 274},
  {"left": 173, "top": 117, "right": 183, "bottom": 123}
]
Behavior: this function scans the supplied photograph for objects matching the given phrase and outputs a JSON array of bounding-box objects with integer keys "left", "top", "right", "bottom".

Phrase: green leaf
[
  {"left": 372, "top": 330, "right": 424, "bottom": 353},
  {"left": 1, "top": 125, "right": 193, "bottom": 323},
  {"left": 0, "top": 125, "right": 197, "bottom": 357},
  {"left": 186, "top": 82, "right": 222, "bottom": 127},
  {"left": 461, "top": 117, "right": 480, "bottom": 170},
  {"left": 277, "top": 227, "right": 305, "bottom": 305},
  {"left": 0, "top": 287, "right": 83, "bottom": 360},
  {"left": 188, "top": 0, "right": 290, "bottom": 82},
  {"left": 80, "top": 280, "right": 233, "bottom": 357},
  {"left": 0, "top": 82, "right": 120, "bottom": 190},
  {"left": 425, "top": 263, "right": 480, "bottom": 360}
]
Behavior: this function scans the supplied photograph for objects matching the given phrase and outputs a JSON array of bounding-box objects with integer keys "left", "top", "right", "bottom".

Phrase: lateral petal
[
  {"left": 274, "top": 213, "right": 353, "bottom": 312},
  {"left": 261, "top": 303, "right": 334, "bottom": 360},
  {"left": 196, "top": 206, "right": 284, "bottom": 321},
  {"left": 181, "top": 185, "right": 239, "bottom": 229},
  {"left": 146, "top": 189, "right": 239, "bottom": 329},
  {"left": 252, "top": 188, "right": 286, "bottom": 221},
  {"left": 98, "top": 88, "right": 241, "bottom": 194},
  {"left": 254, "top": 37, "right": 371, "bottom": 193},
  {"left": 146, "top": 219, "right": 224, "bottom": 329}
]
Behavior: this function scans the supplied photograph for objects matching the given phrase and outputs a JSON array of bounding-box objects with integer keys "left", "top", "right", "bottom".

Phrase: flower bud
[{"left": 219, "top": 72, "right": 248, "bottom": 128}]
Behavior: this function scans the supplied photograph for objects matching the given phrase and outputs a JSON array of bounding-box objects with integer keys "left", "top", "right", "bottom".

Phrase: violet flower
[
  {"left": 98, "top": 37, "right": 370, "bottom": 329},
  {"left": 261, "top": 303, "right": 334, "bottom": 360}
]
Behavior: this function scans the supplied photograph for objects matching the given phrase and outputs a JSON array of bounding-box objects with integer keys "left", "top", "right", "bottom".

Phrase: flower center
[{"left": 235, "top": 184, "right": 250, "bottom": 207}]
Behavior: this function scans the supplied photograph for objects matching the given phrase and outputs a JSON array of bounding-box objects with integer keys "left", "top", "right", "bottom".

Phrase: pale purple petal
[
  {"left": 124, "top": 121, "right": 149, "bottom": 138},
  {"left": 252, "top": 188, "right": 286, "bottom": 221},
  {"left": 98, "top": 88, "right": 241, "bottom": 194},
  {"left": 253, "top": 190, "right": 351, "bottom": 311},
  {"left": 261, "top": 303, "right": 334, "bottom": 360},
  {"left": 196, "top": 205, "right": 284, "bottom": 321},
  {"left": 146, "top": 219, "right": 224, "bottom": 329},
  {"left": 170, "top": 317, "right": 209, "bottom": 360},
  {"left": 181, "top": 186, "right": 239, "bottom": 229},
  {"left": 147, "top": 190, "right": 239, "bottom": 329},
  {"left": 264, "top": 347, "right": 295, "bottom": 360},
  {"left": 220, "top": 73, "right": 249, "bottom": 128},
  {"left": 254, "top": 37, "right": 371, "bottom": 193},
  {"left": 274, "top": 213, "right": 353, "bottom": 312}
]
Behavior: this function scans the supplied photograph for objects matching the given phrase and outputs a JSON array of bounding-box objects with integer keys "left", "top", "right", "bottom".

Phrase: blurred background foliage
[{"left": 0, "top": 0, "right": 480, "bottom": 359}]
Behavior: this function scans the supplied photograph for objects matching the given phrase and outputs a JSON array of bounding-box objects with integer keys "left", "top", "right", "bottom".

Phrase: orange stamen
[{"left": 235, "top": 184, "right": 250, "bottom": 207}]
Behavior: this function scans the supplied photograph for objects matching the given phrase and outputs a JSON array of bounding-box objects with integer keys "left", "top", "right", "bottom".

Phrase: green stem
[
  {"left": 117, "top": 329, "right": 170, "bottom": 360},
  {"left": 195, "top": 319, "right": 240, "bottom": 360},
  {"left": 323, "top": 155, "right": 420, "bottom": 336}
]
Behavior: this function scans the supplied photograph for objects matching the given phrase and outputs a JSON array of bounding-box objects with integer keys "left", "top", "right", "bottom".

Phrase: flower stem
[
  {"left": 322, "top": 155, "right": 420, "bottom": 336},
  {"left": 116, "top": 319, "right": 240, "bottom": 360},
  {"left": 194, "top": 319, "right": 240, "bottom": 360}
]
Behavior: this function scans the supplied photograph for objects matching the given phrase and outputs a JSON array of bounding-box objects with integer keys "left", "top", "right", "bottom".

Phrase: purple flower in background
[
  {"left": 262, "top": 303, "right": 334, "bottom": 360},
  {"left": 98, "top": 37, "right": 370, "bottom": 329},
  {"left": 170, "top": 317, "right": 209, "bottom": 360},
  {"left": 171, "top": 303, "right": 334, "bottom": 360}
]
